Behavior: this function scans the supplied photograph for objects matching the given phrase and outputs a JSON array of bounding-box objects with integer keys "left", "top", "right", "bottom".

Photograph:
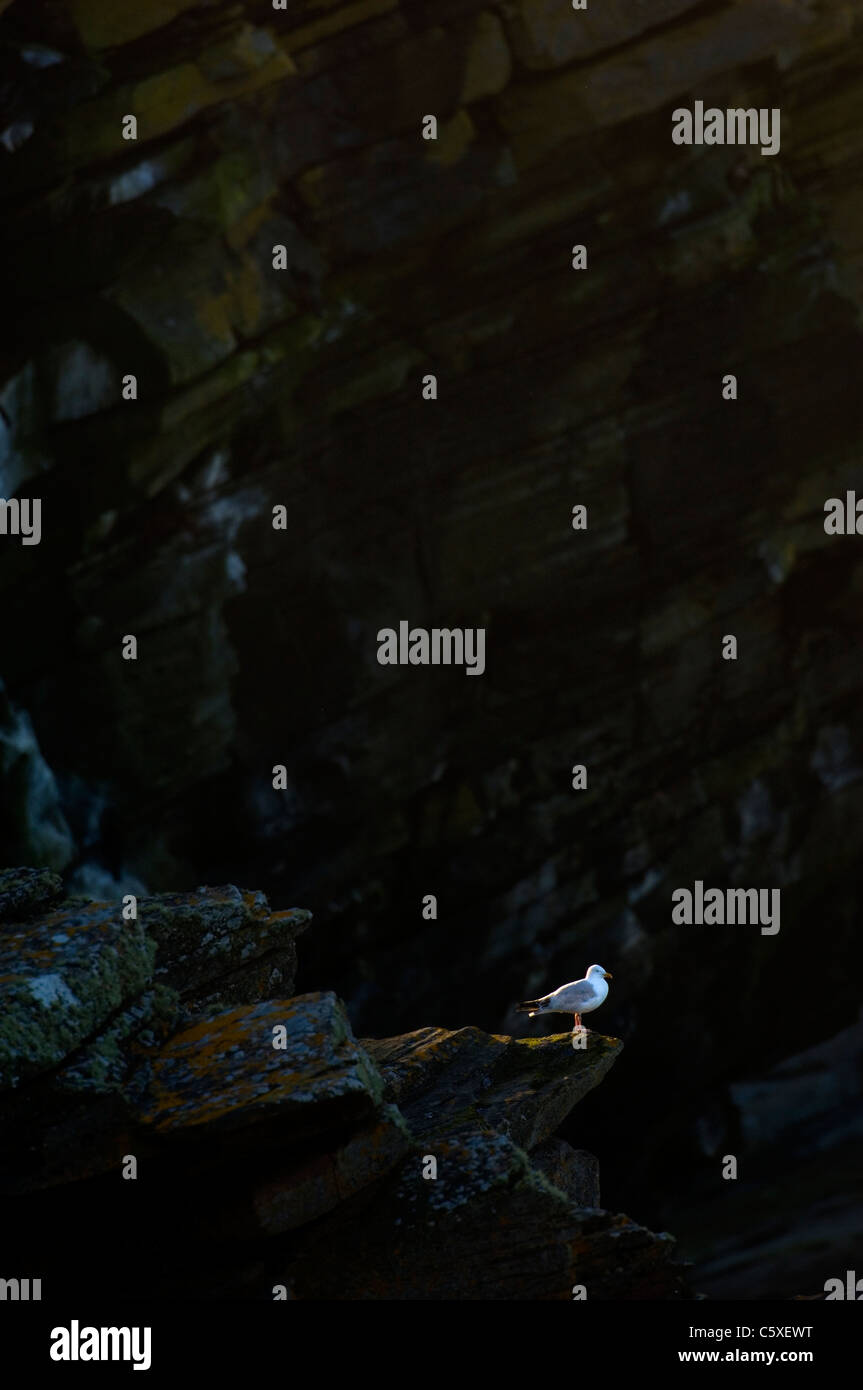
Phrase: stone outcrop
[{"left": 0, "top": 870, "right": 689, "bottom": 1299}]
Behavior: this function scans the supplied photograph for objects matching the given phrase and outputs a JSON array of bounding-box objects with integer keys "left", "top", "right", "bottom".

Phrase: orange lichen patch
[
  {"left": 140, "top": 992, "right": 383, "bottom": 1134},
  {"left": 267, "top": 907, "right": 313, "bottom": 932},
  {"left": 0, "top": 901, "right": 148, "bottom": 965}
]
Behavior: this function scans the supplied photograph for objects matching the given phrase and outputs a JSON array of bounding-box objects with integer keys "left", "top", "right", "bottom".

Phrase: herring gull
[{"left": 517, "top": 964, "right": 612, "bottom": 1033}]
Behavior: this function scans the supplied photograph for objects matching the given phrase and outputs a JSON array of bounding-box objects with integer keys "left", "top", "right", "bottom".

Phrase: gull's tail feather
[{"left": 516, "top": 997, "right": 546, "bottom": 1015}]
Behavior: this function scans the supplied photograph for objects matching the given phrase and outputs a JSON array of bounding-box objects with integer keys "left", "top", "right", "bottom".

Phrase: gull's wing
[{"left": 548, "top": 978, "right": 596, "bottom": 1010}]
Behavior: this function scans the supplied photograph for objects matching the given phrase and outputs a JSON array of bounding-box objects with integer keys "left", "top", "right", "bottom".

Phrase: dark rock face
[
  {"left": 0, "top": 872, "right": 689, "bottom": 1299},
  {"left": 0, "top": 865, "right": 63, "bottom": 921},
  {"left": 668, "top": 1009, "right": 863, "bottom": 1299},
  {"left": 2, "top": 0, "right": 863, "bottom": 1292}
]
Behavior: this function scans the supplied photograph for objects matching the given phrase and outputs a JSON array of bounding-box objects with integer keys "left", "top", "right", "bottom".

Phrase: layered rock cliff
[{"left": 2, "top": 0, "right": 863, "bottom": 1294}]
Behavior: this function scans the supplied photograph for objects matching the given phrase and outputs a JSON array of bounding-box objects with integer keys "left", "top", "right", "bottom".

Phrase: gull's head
[{"left": 587, "top": 963, "right": 613, "bottom": 981}]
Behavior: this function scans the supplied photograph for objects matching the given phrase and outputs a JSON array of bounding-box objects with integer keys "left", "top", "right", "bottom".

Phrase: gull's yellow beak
[{"left": 603, "top": 971, "right": 613, "bottom": 980}]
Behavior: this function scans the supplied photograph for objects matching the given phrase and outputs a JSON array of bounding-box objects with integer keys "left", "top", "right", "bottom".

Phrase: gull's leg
[{"left": 572, "top": 1012, "right": 582, "bottom": 1032}]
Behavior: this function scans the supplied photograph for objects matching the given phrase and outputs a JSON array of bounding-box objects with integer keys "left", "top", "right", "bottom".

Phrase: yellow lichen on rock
[
  {"left": 66, "top": 0, "right": 201, "bottom": 49},
  {"left": 66, "top": 47, "right": 295, "bottom": 165},
  {"left": 282, "top": 0, "right": 397, "bottom": 54},
  {"left": 426, "top": 110, "right": 476, "bottom": 168},
  {"left": 462, "top": 12, "right": 513, "bottom": 104}
]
